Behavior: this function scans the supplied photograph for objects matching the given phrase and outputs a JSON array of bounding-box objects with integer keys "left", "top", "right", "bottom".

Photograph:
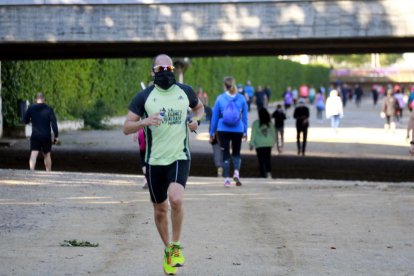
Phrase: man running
[
  {"left": 123, "top": 54, "right": 204, "bottom": 275},
  {"left": 24, "top": 92, "right": 59, "bottom": 171}
]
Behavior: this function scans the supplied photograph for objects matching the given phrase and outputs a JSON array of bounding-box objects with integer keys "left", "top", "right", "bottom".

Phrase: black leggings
[
  {"left": 255, "top": 147, "right": 272, "bottom": 177},
  {"left": 217, "top": 131, "right": 243, "bottom": 177}
]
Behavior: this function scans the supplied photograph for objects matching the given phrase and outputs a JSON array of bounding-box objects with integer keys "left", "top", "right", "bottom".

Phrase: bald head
[{"left": 153, "top": 54, "right": 173, "bottom": 67}]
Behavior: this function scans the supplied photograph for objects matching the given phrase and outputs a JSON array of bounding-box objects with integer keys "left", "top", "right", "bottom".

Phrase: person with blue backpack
[{"left": 210, "top": 76, "right": 248, "bottom": 187}]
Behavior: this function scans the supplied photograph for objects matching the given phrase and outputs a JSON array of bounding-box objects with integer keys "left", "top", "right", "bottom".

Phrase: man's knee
[
  {"left": 168, "top": 184, "right": 184, "bottom": 210},
  {"left": 154, "top": 203, "right": 168, "bottom": 219},
  {"left": 169, "top": 196, "right": 183, "bottom": 210}
]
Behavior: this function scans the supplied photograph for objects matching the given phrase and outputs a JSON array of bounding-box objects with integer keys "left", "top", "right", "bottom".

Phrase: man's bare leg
[
  {"left": 168, "top": 183, "right": 184, "bottom": 243},
  {"left": 29, "top": 151, "right": 39, "bottom": 171},
  {"left": 43, "top": 152, "right": 52, "bottom": 171},
  {"left": 154, "top": 201, "right": 170, "bottom": 247}
]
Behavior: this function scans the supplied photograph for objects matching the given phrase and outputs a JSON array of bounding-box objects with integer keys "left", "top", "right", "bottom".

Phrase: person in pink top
[{"left": 133, "top": 128, "right": 148, "bottom": 188}]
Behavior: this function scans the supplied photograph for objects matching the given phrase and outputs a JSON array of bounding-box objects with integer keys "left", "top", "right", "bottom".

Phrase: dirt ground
[
  {"left": 1, "top": 99, "right": 414, "bottom": 275},
  {"left": 0, "top": 169, "right": 413, "bottom": 276}
]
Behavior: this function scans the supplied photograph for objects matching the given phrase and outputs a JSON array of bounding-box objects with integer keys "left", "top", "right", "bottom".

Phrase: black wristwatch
[{"left": 192, "top": 117, "right": 201, "bottom": 126}]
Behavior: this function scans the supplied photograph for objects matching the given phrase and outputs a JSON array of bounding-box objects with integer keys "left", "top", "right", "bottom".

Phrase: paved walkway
[
  {"left": 0, "top": 169, "right": 413, "bottom": 276},
  {"left": 1, "top": 96, "right": 413, "bottom": 181},
  {"left": 77, "top": 97, "right": 411, "bottom": 159},
  {"left": 4, "top": 96, "right": 413, "bottom": 160}
]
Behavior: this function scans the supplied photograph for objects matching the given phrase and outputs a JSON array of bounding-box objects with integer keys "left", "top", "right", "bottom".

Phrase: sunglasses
[{"left": 153, "top": 65, "right": 174, "bottom": 73}]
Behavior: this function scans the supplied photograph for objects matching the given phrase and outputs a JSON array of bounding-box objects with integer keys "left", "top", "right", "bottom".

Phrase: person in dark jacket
[
  {"left": 271, "top": 104, "right": 287, "bottom": 154},
  {"left": 24, "top": 92, "right": 59, "bottom": 171},
  {"left": 293, "top": 99, "right": 310, "bottom": 156}
]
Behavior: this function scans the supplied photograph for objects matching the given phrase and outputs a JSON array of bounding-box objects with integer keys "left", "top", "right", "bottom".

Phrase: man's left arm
[
  {"left": 50, "top": 108, "right": 59, "bottom": 139},
  {"left": 188, "top": 99, "right": 204, "bottom": 132}
]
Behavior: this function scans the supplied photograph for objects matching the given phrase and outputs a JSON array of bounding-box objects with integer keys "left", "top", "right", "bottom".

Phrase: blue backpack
[
  {"left": 222, "top": 95, "right": 241, "bottom": 126},
  {"left": 284, "top": 92, "right": 293, "bottom": 104}
]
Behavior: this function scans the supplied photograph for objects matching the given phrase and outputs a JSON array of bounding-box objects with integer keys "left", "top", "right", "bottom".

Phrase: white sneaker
[
  {"left": 233, "top": 171, "right": 242, "bottom": 186},
  {"left": 224, "top": 178, "right": 231, "bottom": 187}
]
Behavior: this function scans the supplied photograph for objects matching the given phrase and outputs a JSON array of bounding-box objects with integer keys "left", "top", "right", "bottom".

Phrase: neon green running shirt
[{"left": 128, "top": 83, "right": 199, "bottom": 166}]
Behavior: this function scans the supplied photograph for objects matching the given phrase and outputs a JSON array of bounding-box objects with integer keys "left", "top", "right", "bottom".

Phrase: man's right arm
[
  {"left": 123, "top": 111, "right": 143, "bottom": 135},
  {"left": 123, "top": 111, "right": 163, "bottom": 135}
]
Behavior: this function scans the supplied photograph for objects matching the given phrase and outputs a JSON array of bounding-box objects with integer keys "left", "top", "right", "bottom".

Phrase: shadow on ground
[{"left": 1, "top": 147, "right": 413, "bottom": 182}]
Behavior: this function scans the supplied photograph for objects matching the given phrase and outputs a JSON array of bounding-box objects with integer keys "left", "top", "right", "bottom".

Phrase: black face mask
[{"left": 154, "top": 71, "right": 176, "bottom": 90}]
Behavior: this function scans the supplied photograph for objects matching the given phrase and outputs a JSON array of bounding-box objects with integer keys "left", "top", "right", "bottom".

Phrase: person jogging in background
[
  {"left": 210, "top": 76, "right": 248, "bottom": 187},
  {"left": 24, "top": 92, "right": 59, "bottom": 171},
  {"left": 123, "top": 54, "right": 204, "bottom": 275}
]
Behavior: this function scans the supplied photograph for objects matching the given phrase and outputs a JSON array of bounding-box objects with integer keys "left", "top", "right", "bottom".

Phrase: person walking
[
  {"left": 244, "top": 80, "right": 254, "bottom": 112},
  {"left": 283, "top": 86, "right": 294, "bottom": 111},
  {"left": 123, "top": 54, "right": 204, "bottom": 275},
  {"left": 250, "top": 108, "right": 275, "bottom": 178},
  {"left": 263, "top": 84, "right": 271, "bottom": 107},
  {"left": 394, "top": 87, "right": 405, "bottom": 123},
  {"left": 253, "top": 85, "right": 268, "bottom": 113},
  {"left": 292, "top": 87, "right": 299, "bottom": 106},
  {"left": 293, "top": 99, "right": 310, "bottom": 156},
  {"left": 309, "top": 85, "right": 316, "bottom": 105},
  {"left": 325, "top": 89, "right": 344, "bottom": 133},
  {"left": 408, "top": 86, "right": 414, "bottom": 112},
  {"left": 372, "top": 85, "right": 379, "bottom": 106},
  {"left": 209, "top": 126, "right": 223, "bottom": 177},
  {"left": 23, "top": 92, "right": 59, "bottom": 171},
  {"left": 271, "top": 104, "right": 287, "bottom": 154},
  {"left": 315, "top": 90, "right": 325, "bottom": 122},
  {"left": 210, "top": 76, "right": 248, "bottom": 187},
  {"left": 354, "top": 84, "right": 363, "bottom": 107},
  {"left": 407, "top": 110, "right": 414, "bottom": 156},
  {"left": 381, "top": 89, "right": 397, "bottom": 133}
]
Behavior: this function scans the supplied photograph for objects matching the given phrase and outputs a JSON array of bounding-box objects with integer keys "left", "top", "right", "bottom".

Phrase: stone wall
[{"left": 0, "top": 0, "right": 413, "bottom": 43}]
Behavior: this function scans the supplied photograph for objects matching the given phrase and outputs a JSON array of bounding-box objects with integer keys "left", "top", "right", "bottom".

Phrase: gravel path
[{"left": 0, "top": 169, "right": 413, "bottom": 276}]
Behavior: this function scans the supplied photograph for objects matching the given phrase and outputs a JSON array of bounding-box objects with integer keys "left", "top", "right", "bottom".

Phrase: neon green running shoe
[
  {"left": 170, "top": 243, "right": 185, "bottom": 267},
  {"left": 163, "top": 249, "right": 177, "bottom": 275}
]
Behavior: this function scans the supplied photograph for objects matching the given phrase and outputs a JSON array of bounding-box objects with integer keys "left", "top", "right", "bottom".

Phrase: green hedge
[
  {"left": 1, "top": 57, "right": 329, "bottom": 127},
  {"left": 185, "top": 56, "right": 330, "bottom": 102}
]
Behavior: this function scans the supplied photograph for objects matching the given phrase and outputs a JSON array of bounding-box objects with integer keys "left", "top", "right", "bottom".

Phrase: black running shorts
[
  {"left": 30, "top": 137, "right": 52, "bottom": 154},
  {"left": 146, "top": 160, "right": 190, "bottom": 204}
]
